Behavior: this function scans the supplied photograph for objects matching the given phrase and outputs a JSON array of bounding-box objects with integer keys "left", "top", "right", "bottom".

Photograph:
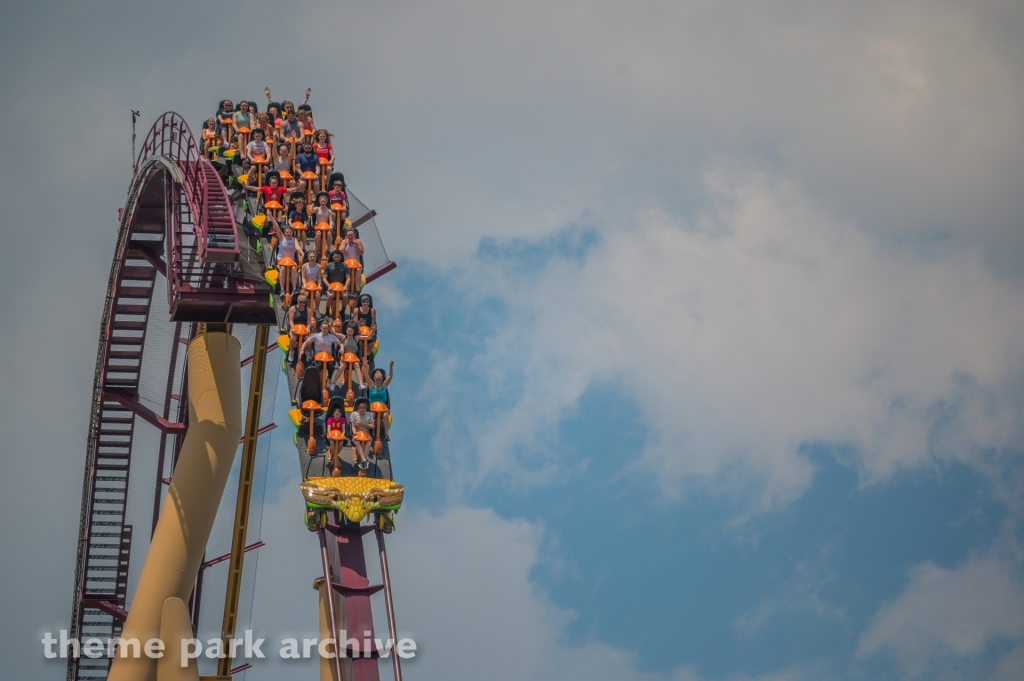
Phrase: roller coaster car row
[{"left": 199, "top": 93, "right": 402, "bottom": 526}]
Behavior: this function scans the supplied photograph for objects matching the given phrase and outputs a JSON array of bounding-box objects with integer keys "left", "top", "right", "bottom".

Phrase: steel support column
[{"left": 218, "top": 324, "right": 271, "bottom": 676}]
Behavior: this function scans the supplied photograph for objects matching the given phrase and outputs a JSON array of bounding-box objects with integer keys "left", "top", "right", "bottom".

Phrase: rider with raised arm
[{"left": 269, "top": 87, "right": 311, "bottom": 111}]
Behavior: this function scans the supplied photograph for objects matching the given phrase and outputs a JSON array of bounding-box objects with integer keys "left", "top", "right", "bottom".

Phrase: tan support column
[
  {"left": 156, "top": 597, "right": 200, "bottom": 681},
  {"left": 108, "top": 332, "right": 242, "bottom": 681},
  {"left": 316, "top": 577, "right": 346, "bottom": 681}
]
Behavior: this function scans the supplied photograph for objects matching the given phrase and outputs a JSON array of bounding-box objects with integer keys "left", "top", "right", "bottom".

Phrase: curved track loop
[{"left": 68, "top": 113, "right": 270, "bottom": 681}]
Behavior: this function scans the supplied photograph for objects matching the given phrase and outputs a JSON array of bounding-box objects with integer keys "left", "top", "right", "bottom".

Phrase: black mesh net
[{"left": 347, "top": 189, "right": 393, "bottom": 279}]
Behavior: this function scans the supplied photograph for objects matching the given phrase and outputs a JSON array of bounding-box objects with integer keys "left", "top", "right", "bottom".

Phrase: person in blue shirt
[{"left": 295, "top": 141, "right": 319, "bottom": 174}]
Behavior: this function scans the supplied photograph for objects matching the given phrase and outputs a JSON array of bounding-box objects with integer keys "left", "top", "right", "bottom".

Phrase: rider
[
  {"left": 340, "top": 227, "right": 364, "bottom": 266},
  {"left": 322, "top": 249, "right": 349, "bottom": 315},
  {"left": 312, "top": 129, "right": 335, "bottom": 169},
  {"left": 215, "top": 99, "right": 234, "bottom": 139},
  {"left": 246, "top": 169, "right": 286, "bottom": 205},
  {"left": 348, "top": 398, "right": 374, "bottom": 475},
  {"left": 312, "top": 191, "right": 333, "bottom": 231},
  {"left": 273, "top": 143, "right": 293, "bottom": 180},
  {"left": 286, "top": 293, "right": 312, "bottom": 366},
  {"left": 355, "top": 295, "right": 377, "bottom": 355},
  {"left": 300, "top": 249, "right": 322, "bottom": 312},
  {"left": 295, "top": 141, "right": 319, "bottom": 177},
  {"left": 232, "top": 100, "right": 254, "bottom": 146},
  {"left": 287, "top": 192, "right": 310, "bottom": 249},
  {"left": 275, "top": 225, "right": 302, "bottom": 299},
  {"left": 201, "top": 117, "right": 219, "bottom": 157},
  {"left": 368, "top": 361, "right": 394, "bottom": 441},
  {"left": 245, "top": 127, "right": 270, "bottom": 164},
  {"left": 301, "top": 318, "right": 341, "bottom": 380}
]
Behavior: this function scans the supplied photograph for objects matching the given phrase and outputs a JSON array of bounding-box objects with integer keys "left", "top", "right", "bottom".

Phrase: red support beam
[
  {"left": 241, "top": 344, "right": 278, "bottom": 366},
  {"left": 103, "top": 388, "right": 187, "bottom": 434},
  {"left": 238, "top": 423, "right": 277, "bottom": 443},
  {"left": 127, "top": 242, "right": 167, "bottom": 276},
  {"left": 82, "top": 598, "right": 129, "bottom": 622},
  {"left": 365, "top": 261, "right": 397, "bottom": 284},
  {"left": 200, "top": 541, "right": 265, "bottom": 570},
  {"left": 350, "top": 209, "right": 377, "bottom": 230}
]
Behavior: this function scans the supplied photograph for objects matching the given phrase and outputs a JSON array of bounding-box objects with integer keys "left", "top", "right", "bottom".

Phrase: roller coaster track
[{"left": 69, "top": 110, "right": 400, "bottom": 681}]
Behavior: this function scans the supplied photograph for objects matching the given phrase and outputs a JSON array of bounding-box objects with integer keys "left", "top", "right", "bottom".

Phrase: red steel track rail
[{"left": 68, "top": 113, "right": 275, "bottom": 681}]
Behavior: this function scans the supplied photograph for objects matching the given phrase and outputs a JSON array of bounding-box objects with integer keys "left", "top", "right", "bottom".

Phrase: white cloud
[
  {"left": 992, "top": 643, "right": 1024, "bottom": 681},
  {"left": 435, "top": 166, "right": 1024, "bottom": 508},
  {"left": 285, "top": 0, "right": 1024, "bottom": 272},
  {"left": 247, "top": 488, "right": 810, "bottom": 681},
  {"left": 856, "top": 555, "right": 1024, "bottom": 676},
  {"left": 734, "top": 548, "right": 848, "bottom": 635}
]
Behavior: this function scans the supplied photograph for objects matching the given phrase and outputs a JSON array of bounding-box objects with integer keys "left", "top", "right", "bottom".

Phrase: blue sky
[{"left": 3, "top": 1, "right": 1024, "bottom": 680}]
